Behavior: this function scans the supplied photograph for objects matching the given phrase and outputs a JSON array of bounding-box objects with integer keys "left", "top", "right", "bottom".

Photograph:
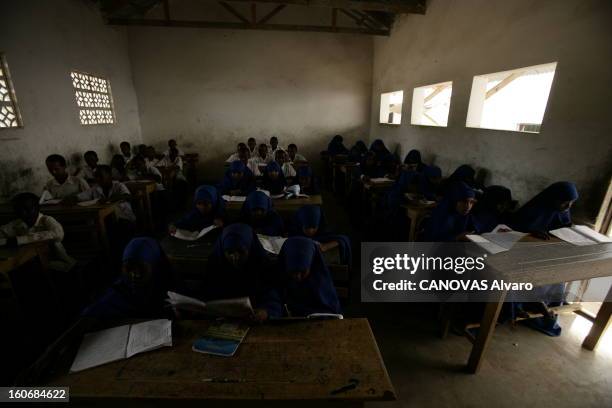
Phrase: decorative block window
[
  {"left": 70, "top": 71, "right": 115, "bottom": 125},
  {"left": 0, "top": 53, "right": 23, "bottom": 129},
  {"left": 466, "top": 62, "right": 557, "bottom": 133},
  {"left": 379, "top": 90, "right": 403, "bottom": 125},
  {"left": 411, "top": 81, "right": 452, "bottom": 127}
]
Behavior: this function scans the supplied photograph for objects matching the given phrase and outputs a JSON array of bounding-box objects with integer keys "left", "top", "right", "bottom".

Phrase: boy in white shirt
[
  {"left": 251, "top": 144, "right": 272, "bottom": 172},
  {"left": 275, "top": 149, "right": 296, "bottom": 178},
  {"left": 120, "top": 141, "right": 134, "bottom": 164},
  {"left": 76, "top": 165, "right": 136, "bottom": 222},
  {"left": 247, "top": 137, "right": 258, "bottom": 157},
  {"left": 268, "top": 136, "right": 284, "bottom": 157},
  {"left": 0, "top": 192, "right": 75, "bottom": 271},
  {"left": 77, "top": 150, "right": 99, "bottom": 184},
  {"left": 287, "top": 143, "right": 307, "bottom": 163},
  {"left": 43, "top": 154, "right": 90, "bottom": 201},
  {"left": 163, "top": 139, "right": 185, "bottom": 157},
  {"left": 226, "top": 143, "right": 247, "bottom": 163}
]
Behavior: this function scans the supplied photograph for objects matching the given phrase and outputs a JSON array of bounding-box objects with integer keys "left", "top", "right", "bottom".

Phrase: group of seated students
[
  {"left": 325, "top": 135, "right": 580, "bottom": 335},
  {"left": 221, "top": 136, "right": 318, "bottom": 197}
]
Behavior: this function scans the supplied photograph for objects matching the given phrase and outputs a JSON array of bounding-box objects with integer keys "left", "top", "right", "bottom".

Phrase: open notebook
[
  {"left": 467, "top": 225, "right": 528, "bottom": 254},
  {"left": 257, "top": 234, "right": 287, "bottom": 255},
  {"left": 172, "top": 225, "right": 217, "bottom": 241},
  {"left": 166, "top": 291, "right": 253, "bottom": 318},
  {"left": 70, "top": 319, "right": 172, "bottom": 373},
  {"left": 222, "top": 195, "right": 247, "bottom": 202},
  {"left": 550, "top": 225, "right": 612, "bottom": 246}
]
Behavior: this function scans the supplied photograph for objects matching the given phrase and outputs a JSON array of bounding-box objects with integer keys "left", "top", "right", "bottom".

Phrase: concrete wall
[
  {"left": 370, "top": 0, "right": 612, "bottom": 219},
  {"left": 0, "top": 0, "right": 142, "bottom": 199},
  {"left": 128, "top": 27, "right": 373, "bottom": 180}
]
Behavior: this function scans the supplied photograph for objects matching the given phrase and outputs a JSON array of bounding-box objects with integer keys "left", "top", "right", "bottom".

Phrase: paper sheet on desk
[
  {"left": 369, "top": 177, "right": 393, "bottom": 183},
  {"left": 258, "top": 234, "right": 287, "bottom": 254},
  {"left": 39, "top": 191, "right": 62, "bottom": 205},
  {"left": 173, "top": 225, "right": 217, "bottom": 241},
  {"left": 222, "top": 195, "right": 247, "bottom": 202},
  {"left": 70, "top": 320, "right": 172, "bottom": 373},
  {"left": 467, "top": 228, "right": 527, "bottom": 254},
  {"left": 466, "top": 235, "right": 508, "bottom": 254},
  {"left": 550, "top": 225, "right": 612, "bottom": 246},
  {"left": 77, "top": 199, "right": 100, "bottom": 207}
]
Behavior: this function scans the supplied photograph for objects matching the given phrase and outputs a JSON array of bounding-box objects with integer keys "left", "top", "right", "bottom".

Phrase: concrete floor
[{"left": 320, "top": 189, "right": 612, "bottom": 408}]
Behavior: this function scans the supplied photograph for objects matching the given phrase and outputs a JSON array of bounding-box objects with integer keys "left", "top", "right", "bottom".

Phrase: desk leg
[
  {"left": 143, "top": 191, "right": 154, "bottom": 232},
  {"left": 407, "top": 209, "right": 417, "bottom": 242},
  {"left": 97, "top": 213, "right": 111, "bottom": 259},
  {"left": 467, "top": 290, "right": 507, "bottom": 374},
  {"left": 582, "top": 285, "right": 612, "bottom": 350}
]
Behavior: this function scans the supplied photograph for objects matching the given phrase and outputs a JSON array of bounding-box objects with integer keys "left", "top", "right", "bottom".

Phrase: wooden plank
[
  {"left": 199, "top": 0, "right": 427, "bottom": 14},
  {"left": 45, "top": 319, "right": 396, "bottom": 402},
  {"left": 106, "top": 17, "right": 390, "bottom": 35},
  {"left": 467, "top": 290, "right": 507, "bottom": 373},
  {"left": 257, "top": 4, "right": 286, "bottom": 24},
  {"left": 163, "top": 0, "right": 170, "bottom": 20},
  {"left": 338, "top": 9, "right": 377, "bottom": 31},
  {"left": 219, "top": 1, "right": 251, "bottom": 24},
  {"left": 485, "top": 72, "right": 522, "bottom": 100},
  {"left": 423, "top": 82, "right": 450, "bottom": 103},
  {"left": 582, "top": 285, "right": 612, "bottom": 350}
]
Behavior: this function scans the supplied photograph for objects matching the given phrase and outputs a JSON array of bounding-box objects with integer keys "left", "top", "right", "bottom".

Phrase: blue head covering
[
  {"left": 424, "top": 165, "right": 442, "bottom": 179},
  {"left": 511, "top": 181, "right": 578, "bottom": 232},
  {"left": 473, "top": 185, "right": 513, "bottom": 233},
  {"left": 263, "top": 161, "right": 287, "bottom": 194},
  {"left": 327, "top": 135, "right": 349, "bottom": 156},
  {"left": 82, "top": 238, "right": 170, "bottom": 318},
  {"left": 449, "top": 164, "right": 475, "bottom": 184},
  {"left": 296, "top": 166, "right": 319, "bottom": 194},
  {"left": 220, "top": 223, "right": 254, "bottom": 252},
  {"left": 174, "top": 184, "right": 224, "bottom": 231},
  {"left": 295, "top": 205, "right": 322, "bottom": 230},
  {"left": 219, "top": 161, "right": 256, "bottom": 195},
  {"left": 423, "top": 181, "right": 476, "bottom": 242},
  {"left": 404, "top": 149, "right": 422, "bottom": 165},
  {"left": 297, "top": 166, "right": 313, "bottom": 178},
  {"left": 244, "top": 190, "right": 273, "bottom": 212},
  {"left": 269, "top": 237, "right": 341, "bottom": 317},
  {"left": 229, "top": 160, "right": 246, "bottom": 174}
]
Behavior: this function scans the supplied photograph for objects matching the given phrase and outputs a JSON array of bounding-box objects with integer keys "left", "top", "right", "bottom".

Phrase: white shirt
[
  {"left": 128, "top": 167, "right": 165, "bottom": 191},
  {"left": 77, "top": 181, "right": 136, "bottom": 222},
  {"left": 251, "top": 154, "right": 272, "bottom": 167},
  {"left": 226, "top": 153, "right": 240, "bottom": 163},
  {"left": 290, "top": 153, "right": 307, "bottom": 162},
  {"left": 122, "top": 153, "right": 133, "bottom": 164},
  {"left": 0, "top": 213, "right": 64, "bottom": 245},
  {"left": 281, "top": 162, "right": 297, "bottom": 178},
  {"left": 157, "top": 155, "right": 183, "bottom": 171},
  {"left": 247, "top": 158, "right": 261, "bottom": 176},
  {"left": 269, "top": 145, "right": 285, "bottom": 157},
  {"left": 163, "top": 148, "right": 185, "bottom": 157},
  {"left": 77, "top": 165, "right": 96, "bottom": 181},
  {"left": 145, "top": 157, "right": 160, "bottom": 169},
  {"left": 43, "top": 175, "right": 90, "bottom": 199}
]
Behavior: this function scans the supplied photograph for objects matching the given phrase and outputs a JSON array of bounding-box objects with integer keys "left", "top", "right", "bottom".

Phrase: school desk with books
[{"left": 42, "top": 319, "right": 396, "bottom": 406}]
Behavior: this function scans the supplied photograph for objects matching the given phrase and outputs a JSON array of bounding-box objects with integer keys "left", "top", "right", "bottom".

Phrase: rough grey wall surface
[{"left": 0, "top": 0, "right": 142, "bottom": 199}]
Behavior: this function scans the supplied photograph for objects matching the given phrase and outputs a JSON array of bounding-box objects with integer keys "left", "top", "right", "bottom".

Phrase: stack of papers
[
  {"left": 369, "top": 177, "right": 393, "bottom": 183},
  {"left": 70, "top": 320, "right": 172, "bottom": 373},
  {"left": 172, "top": 225, "right": 217, "bottom": 241},
  {"left": 222, "top": 195, "right": 247, "bottom": 202},
  {"left": 550, "top": 225, "right": 612, "bottom": 246},
  {"left": 257, "top": 234, "right": 287, "bottom": 254},
  {"left": 77, "top": 199, "right": 100, "bottom": 207}
]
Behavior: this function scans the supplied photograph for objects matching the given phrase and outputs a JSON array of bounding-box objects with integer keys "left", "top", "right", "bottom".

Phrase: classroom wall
[
  {"left": 0, "top": 0, "right": 142, "bottom": 199},
  {"left": 369, "top": 0, "right": 612, "bottom": 220},
  {"left": 128, "top": 26, "right": 373, "bottom": 180}
]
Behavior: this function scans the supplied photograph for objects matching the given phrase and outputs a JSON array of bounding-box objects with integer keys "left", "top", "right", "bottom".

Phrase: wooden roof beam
[{"left": 202, "top": 0, "right": 426, "bottom": 14}]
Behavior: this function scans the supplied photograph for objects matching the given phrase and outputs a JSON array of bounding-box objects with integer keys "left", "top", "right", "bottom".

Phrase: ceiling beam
[
  {"left": 486, "top": 72, "right": 522, "bottom": 100},
  {"left": 257, "top": 4, "right": 286, "bottom": 24},
  {"left": 200, "top": 0, "right": 426, "bottom": 14},
  {"left": 219, "top": 1, "right": 251, "bottom": 24},
  {"left": 107, "top": 17, "right": 390, "bottom": 35}
]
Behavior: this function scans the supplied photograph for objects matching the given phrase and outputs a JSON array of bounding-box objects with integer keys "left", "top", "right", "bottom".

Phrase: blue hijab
[
  {"left": 423, "top": 182, "right": 476, "bottom": 242},
  {"left": 263, "top": 237, "right": 341, "bottom": 318},
  {"left": 327, "top": 135, "right": 349, "bottom": 156},
  {"left": 204, "top": 223, "right": 270, "bottom": 301},
  {"left": 404, "top": 149, "right": 425, "bottom": 171},
  {"left": 241, "top": 191, "right": 284, "bottom": 236},
  {"left": 262, "top": 161, "right": 287, "bottom": 194},
  {"left": 296, "top": 165, "right": 320, "bottom": 194},
  {"left": 511, "top": 181, "right": 578, "bottom": 232},
  {"left": 473, "top": 185, "right": 513, "bottom": 233},
  {"left": 82, "top": 238, "right": 171, "bottom": 318},
  {"left": 387, "top": 169, "right": 419, "bottom": 209},
  {"left": 349, "top": 140, "right": 368, "bottom": 163},
  {"left": 291, "top": 205, "right": 352, "bottom": 265},
  {"left": 219, "top": 160, "right": 256, "bottom": 195},
  {"left": 174, "top": 185, "right": 224, "bottom": 231}
]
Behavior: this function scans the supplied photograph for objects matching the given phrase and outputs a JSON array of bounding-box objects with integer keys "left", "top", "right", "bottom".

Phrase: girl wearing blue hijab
[
  {"left": 218, "top": 160, "right": 256, "bottom": 196},
  {"left": 420, "top": 165, "right": 443, "bottom": 201},
  {"left": 442, "top": 164, "right": 477, "bottom": 193},
  {"left": 327, "top": 135, "right": 349, "bottom": 156},
  {"left": 82, "top": 238, "right": 173, "bottom": 318},
  {"left": 423, "top": 182, "right": 477, "bottom": 242},
  {"left": 472, "top": 185, "right": 514, "bottom": 233},
  {"left": 511, "top": 181, "right": 578, "bottom": 236},
  {"left": 203, "top": 223, "right": 272, "bottom": 301},
  {"left": 261, "top": 237, "right": 342, "bottom": 318},
  {"left": 170, "top": 185, "right": 224, "bottom": 233},
  {"left": 296, "top": 165, "right": 320, "bottom": 195},
  {"left": 403, "top": 149, "right": 425, "bottom": 172},
  {"left": 262, "top": 161, "right": 287, "bottom": 195},
  {"left": 290, "top": 205, "right": 352, "bottom": 265},
  {"left": 348, "top": 140, "right": 368, "bottom": 163},
  {"left": 240, "top": 191, "right": 284, "bottom": 236}
]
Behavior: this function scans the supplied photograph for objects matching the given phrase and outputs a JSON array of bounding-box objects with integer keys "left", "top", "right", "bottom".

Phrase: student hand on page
[
  {"left": 250, "top": 308, "right": 268, "bottom": 323},
  {"left": 168, "top": 224, "right": 177, "bottom": 235},
  {"left": 213, "top": 218, "right": 224, "bottom": 228}
]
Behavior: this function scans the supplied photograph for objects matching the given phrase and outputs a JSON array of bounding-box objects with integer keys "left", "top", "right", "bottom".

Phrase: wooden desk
[
  {"left": 401, "top": 198, "right": 437, "bottom": 241},
  {"left": 125, "top": 180, "right": 156, "bottom": 232},
  {"left": 0, "top": 203, "right": 117, "bottom": 259},
  {"left": 43, "top": 319, "right": 395, "bottom": 406},
  {"left": 465, "top": 241, "right": 612, "bottom": 373},
  {"left": 224, "top": 195, "right": 323, "bottom": 220},
  {"left": 0, "top": 241, "right": 50, "bottom": 282},
  {"left": 332, "top": 162, "right": 359, "bottom": 195}
]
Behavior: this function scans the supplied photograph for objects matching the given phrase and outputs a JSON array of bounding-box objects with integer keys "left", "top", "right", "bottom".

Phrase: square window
[
  {"left": 466, "top": 62, "right": 557, "bottom": 133},
  {"left": 379, "top": 90, "right": 403, "bottom": 125},
  {"left": 0, "top": 53, "right": 23, "bottom": 129},
  {"left": 70, "top": 71, "right": 115, "bottom": 125},
  {"left": 411, "top": 81, "right": 452, "bottom": 127}
]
